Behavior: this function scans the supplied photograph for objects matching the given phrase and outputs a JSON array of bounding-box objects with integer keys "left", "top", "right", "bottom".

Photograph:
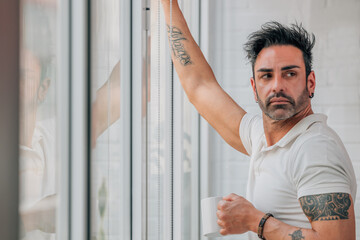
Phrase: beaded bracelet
[{"left": 257, "top": 213, "right": 273, "bottom": 240}]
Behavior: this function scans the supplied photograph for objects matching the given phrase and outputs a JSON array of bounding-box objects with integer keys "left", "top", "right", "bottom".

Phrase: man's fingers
[
  {"left": 217, "top": 219, "right": 224, "bottom": 227},
  {"left": 217, "top": 200, "right": 227, "bottom": 210},
  {"left": 223, "top": 193, "right": 239, "bottom": 201},
  {"left": 216, "top": 210, "right": 226, "bottom": 220},
  {"left": 216, "top": 210, "right": 221, "bottom": 218},
  {"left": 219, "top": 228, "right": 229, "bottom": 236}
]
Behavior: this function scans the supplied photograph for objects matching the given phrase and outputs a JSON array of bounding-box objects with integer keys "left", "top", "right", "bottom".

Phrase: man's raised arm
[{"left": 161, "top": 0, "right": 248, "bottom": 154}]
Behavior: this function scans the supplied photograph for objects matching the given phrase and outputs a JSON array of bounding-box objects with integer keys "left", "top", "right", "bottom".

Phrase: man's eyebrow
[
  {"left": 257, "top": 68, "right": 273, "bottom": 73},
  {"left": 281, "top": 65, "right": 300, "bottom": 71},
  {"left": 256, "top": 65, "right": 300, "bottom": 73}
]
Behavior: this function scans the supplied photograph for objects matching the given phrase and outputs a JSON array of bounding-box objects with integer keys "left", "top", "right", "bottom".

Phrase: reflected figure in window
[
  {"left": 91, "top": 60, "right": 121, "bottom": 148},
  {"left": 19, "top": 50, "right": 121, "bottom": 240},
  {"left": 19, "top": 2, "right": 57, "bottom": 239},
  {"left": 19, "top": 3, "right": 121, "bottom": 239},
  {"left": 19, "top": 47, "right": 56, "bottom": 239}
]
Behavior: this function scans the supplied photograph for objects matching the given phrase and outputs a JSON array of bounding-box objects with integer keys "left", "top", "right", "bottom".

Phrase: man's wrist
[
  {"left": 249, "top": 210, "right": 265, "bottom": 233},
  {"left": 257, "top": 213, "right": 274, "bottom": 239}
]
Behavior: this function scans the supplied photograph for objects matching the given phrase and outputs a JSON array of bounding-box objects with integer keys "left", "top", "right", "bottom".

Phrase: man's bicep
[
  {"left": 193, "top": 84, "right": 249, "bottom": 155},
  {"left": 299, "top": 193, "right": 355, "bottom": 239},
  {"left": 300, "top": 193, "right": 351, "bottom": 221}
]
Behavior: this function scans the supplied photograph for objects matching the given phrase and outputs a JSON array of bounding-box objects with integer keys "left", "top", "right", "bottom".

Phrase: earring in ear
[{"left": 309, "top": 93, "right": 314, "bottom": 98}]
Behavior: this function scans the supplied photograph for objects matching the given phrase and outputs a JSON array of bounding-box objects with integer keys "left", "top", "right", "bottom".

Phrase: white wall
[{"left": 206, "top": 0, "right": 360, "bottom": 239}]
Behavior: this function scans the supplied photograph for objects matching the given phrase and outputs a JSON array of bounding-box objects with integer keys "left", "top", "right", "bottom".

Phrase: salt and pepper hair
[{"left": 244, "top": 21, "right": 316, "bottom": 78}]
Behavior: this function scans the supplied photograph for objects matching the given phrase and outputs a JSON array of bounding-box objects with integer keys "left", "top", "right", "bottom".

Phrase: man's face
[
  {"left": 20, "top": 49, "right": 42, "bottom": 113},
  {"left": 251, "top": 45, "right": 314, "bottom": 121}
]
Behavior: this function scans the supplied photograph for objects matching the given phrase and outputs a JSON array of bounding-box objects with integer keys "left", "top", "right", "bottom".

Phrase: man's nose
[{"left": 271, "top": 73, "right": 284, "bottom": 93}]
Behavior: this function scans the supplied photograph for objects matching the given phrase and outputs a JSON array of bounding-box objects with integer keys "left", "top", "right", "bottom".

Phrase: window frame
[
  {"left": 70, "top": 0, "right": 89, "bottom": 239},
  {"left": 131, "top": 0, "right": 148, "bottom": 239},
  {"left": 57, "top": 0, "right": 71, "bottom": 238},
  {"left": 119, "top": 0, "right": 132, "bottom": 239}
]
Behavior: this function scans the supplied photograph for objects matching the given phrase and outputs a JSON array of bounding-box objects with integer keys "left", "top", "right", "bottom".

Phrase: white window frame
[
  {"left": 57, "top": 0, "right": 71, "bottom": 238},
  {"left": 199, "top": 1, "right": 211, "bottom": 239},
  {"left": 119, "top": 0, "right": 132, "bottom": 239},
  {"left": 132, "top": 0, "right": 149, "bottom": 239},
  {"left": 70, "top": 0, "right": 89, "bottom": 239}
]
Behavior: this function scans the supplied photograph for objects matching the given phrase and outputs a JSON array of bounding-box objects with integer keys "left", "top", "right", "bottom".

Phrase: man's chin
[{"left": 265, "top": 109, "right": 295, "bottom": 121}]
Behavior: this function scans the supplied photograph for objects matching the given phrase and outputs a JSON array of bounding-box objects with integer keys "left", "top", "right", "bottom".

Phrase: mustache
[{"left": 265, "top": 92, "right": 295, "bottom": 106}]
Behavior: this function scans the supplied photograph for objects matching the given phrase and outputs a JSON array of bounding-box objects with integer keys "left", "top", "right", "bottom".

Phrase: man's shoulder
[
  {"left": 240, "top": 113, "right": 264, "bottom": 137},
  {"left": 291, "top": 120, "right": 348, "bottom": 160},
  {"left": 297, "top": 119, "right": 341, "bottom": 146}
]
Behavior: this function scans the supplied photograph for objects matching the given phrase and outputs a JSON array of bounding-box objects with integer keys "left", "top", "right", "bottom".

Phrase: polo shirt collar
[{"left": 262, "top": 113, "right": 328, "bottom": 151}]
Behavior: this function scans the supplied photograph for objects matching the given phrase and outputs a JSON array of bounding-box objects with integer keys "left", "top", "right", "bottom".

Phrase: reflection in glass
[
  {"left": 19, "top": 1, "right": 58, "bottom": 240},
  {"left": 90, "top": 1, "right": 123, "bottom": 240}
]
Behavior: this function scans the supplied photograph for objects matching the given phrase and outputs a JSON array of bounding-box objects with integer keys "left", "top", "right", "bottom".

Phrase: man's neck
[{"left": 263, "top": 105, "right": 313, "bottom": 147}]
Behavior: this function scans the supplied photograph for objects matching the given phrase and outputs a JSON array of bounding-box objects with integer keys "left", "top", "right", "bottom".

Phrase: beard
[{"left": 257, "top": 87, "right": 309, "bottom": 121}]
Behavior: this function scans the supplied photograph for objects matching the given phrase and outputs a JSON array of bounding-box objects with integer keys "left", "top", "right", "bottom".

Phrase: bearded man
[{"left": 161, "top": 1, "right": 357, "bottom": 239}]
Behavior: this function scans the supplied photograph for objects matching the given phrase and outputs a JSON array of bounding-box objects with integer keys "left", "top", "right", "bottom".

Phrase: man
[{"left": 161, "top": 1, "right": 357, "bottom": 239}]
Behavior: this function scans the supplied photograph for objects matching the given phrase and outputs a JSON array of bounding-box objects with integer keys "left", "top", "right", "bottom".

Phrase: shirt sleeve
[
  {"left": 239, "top": 113, "right": 263, "bottom": 156},
  {"left": 292, "top": 135, "right": 352, "bottom": 199}
]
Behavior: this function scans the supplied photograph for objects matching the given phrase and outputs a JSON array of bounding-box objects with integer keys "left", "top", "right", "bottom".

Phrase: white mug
[{"left": 201, "top": 196, "right": 223, "bottom": 237}]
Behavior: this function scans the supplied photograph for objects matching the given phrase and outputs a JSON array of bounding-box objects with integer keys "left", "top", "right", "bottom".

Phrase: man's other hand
[{"left": 216, "top": 193, "right": 264, "bottom": 235}]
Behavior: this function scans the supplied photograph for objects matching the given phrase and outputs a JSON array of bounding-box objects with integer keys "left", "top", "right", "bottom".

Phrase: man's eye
[
  {"left": 262, "top": 73, "right": 272, "bottom": 79},
  {"left": 285, "top": 72, "right": 296, "bottom": 77}
]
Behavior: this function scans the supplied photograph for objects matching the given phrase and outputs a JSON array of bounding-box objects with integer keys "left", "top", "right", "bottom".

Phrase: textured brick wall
[{"left": 206, "top": 0, "right": 360, "bottom": 239}]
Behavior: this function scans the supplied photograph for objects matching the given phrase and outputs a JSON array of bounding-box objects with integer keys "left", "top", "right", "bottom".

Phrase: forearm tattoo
[
  {"left": 167, "top": 25, "right": 193, "bottom": 66},
  {"left": 299, "top": 193, "right": 351, "bottom": 221},
  {"left": 289, "top": 229, "right": 305, "bottom": 240}
]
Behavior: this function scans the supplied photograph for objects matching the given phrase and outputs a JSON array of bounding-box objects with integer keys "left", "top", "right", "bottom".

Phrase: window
[
  {"left": 146, "top": 1, "right": 200, "bottom": 240},
  {"left": 12, "top": 1, "right": 202, "bottom": 240},
  {"left": 19, "top": 1, "right": 59, "bottom": 239},
  {"left": 90, "top": 0, "right": 131, "bottom": 240}
]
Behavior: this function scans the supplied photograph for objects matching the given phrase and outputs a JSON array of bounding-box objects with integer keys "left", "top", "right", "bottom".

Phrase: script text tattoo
[{"left": 167, "top": 25, "right": 192, "bottom": 66}]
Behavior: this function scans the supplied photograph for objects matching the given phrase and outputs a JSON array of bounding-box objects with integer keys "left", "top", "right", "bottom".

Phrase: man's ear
[
  {"left": 37, "top": 78, "right": 51, "bottom": 104},
  {"left": 250, "top": 77, "right": 258, "bottom": 102},
  {"left": 307, "top": 71, "right": 316, "bottom": 95}
]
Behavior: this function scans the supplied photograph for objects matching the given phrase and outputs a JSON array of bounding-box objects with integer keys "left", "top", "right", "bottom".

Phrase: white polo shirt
[
  {"left": 20, "top": 118, "right": 56, "bottom": 240},
  {"left": 239, "top": 113, "right": 357, "bottom": 239}
]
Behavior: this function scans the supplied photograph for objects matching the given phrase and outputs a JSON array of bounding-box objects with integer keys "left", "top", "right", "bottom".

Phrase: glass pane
[
  {"left": 148, "top": 1, "right": 200, "bottom": 239},
  {"left": 181, "top": 98, "right": 199, "bottom": 240},
  {"left": 90, "top": 1, "right": 127, "bottom": 240},
  {"left": 147, "top": 0, "right": 173, "bottom": 239},
  {"left": 179, "top": 1, "right": 200, "bottom": 239},
  {"left": 19, "top": 1, "right": 59, "bottom": 239}
]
